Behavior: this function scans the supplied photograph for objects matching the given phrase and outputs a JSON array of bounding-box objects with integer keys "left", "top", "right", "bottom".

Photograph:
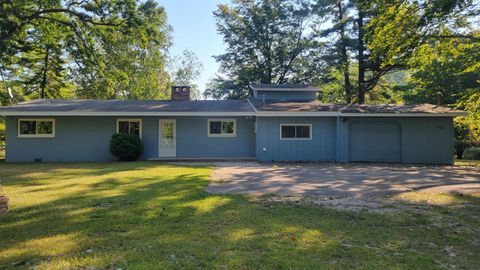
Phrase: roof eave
[
  {"left": 0, "top": 111, "right": 257, "bottom": 117},
  {"left": 255, "top": 111, "right": 467, "bottom": 117}
]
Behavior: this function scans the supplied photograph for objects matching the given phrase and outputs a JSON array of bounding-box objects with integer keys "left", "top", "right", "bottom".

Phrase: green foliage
[
  {"left": 404, "top": 31, "right": 480, "bottom": 105},
  {"left": 109, "top": 133, "right": 144, "bottom": 161},
  {"left": 207, "top": 0, "right": 323, "bottom": 99},
  {"left": 1, "top": 0, "right": 172, "bottom": 102},
  {"left": 455, "top": 89, "right": 480, "bottom": 141},
  {"left": 454, "top": 121, "right": 471, "bottom": 159},
  {"left": 168, "top": 49, "right": 204, "bottom": 100}
]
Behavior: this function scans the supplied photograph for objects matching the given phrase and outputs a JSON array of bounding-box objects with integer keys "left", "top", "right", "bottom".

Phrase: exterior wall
[
  {"left": 256, "top": 117, "right": 337, "bottom": 161},
  {"left": 6, "top": 115, "right": 454, "bottom": 164},
  {"left": 253, "top": 90, "right": 317, "bottom": 101},
  {"left": 174, "top": 116, "right": 255, "bottom": 158},
  {"left": 6, "top": 116, "right": 117, "bottom": 162},
  {"left": 5, "top": 116, "right": 255, "bottom": 162},
  {"left": 336, "top": 117, "right": 454, "bottom": 165}
]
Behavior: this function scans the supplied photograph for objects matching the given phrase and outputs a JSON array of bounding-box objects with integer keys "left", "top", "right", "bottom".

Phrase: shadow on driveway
[{"left": 206, "top": 162, "right": 480, "bottom": 197}]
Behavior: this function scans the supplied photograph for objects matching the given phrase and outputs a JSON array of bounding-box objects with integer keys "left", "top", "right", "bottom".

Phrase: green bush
[{"left": 109, "top": 133, "right": 144, "bottom": 161}]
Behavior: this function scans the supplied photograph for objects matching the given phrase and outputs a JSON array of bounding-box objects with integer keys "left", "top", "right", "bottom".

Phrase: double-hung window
[
  {"left": 208, "top": 119, "right": 236, "bottom": 137},
  {"left": 117, "top": 119, "right": 142, "bottom": 137},
  {"left": 280, "top": 124, "right": 312, "bottom": 140},
  {"left": 18, "top": 119, "right": 55, "bottom": 138}
]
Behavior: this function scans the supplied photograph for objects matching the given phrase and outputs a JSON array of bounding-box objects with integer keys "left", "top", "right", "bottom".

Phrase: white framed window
[
  {"left": 280, "top": 124, "right": 312, "bottom": 140},
  {"left": 208, "top": 119, "right": 236, "bottom": 137},
  {"left": 18, "top": 118, "right": 55, "bottom": 138},
  {"left": 117, "top": 119, "right": 142, "bottom": 137}
]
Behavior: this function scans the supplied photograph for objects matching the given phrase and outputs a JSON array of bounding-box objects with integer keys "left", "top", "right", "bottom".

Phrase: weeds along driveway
[{"left": 206, "top": 162, "right": 480, "bottom": 196}]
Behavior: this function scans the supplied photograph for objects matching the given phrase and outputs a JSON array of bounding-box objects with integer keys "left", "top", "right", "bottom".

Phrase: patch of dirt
[
  {"left": 254, "top": 191, "right": 478, "bottom": 213},
  {"left": 254, "top": 194, "right": 405, "bottom": 213}
]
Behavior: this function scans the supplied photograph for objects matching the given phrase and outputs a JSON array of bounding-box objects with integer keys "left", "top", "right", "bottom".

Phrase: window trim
[
  {"left": 116, "top": 118, "right": 143, "bottom": 138},
  {"left": 17, "top": 118, "right": 56, "bottom": 138},
  {"left": 207, "top": 119, "right": 237, "bottom": 137},
  {"left": 280, "top": 124, "right": 312, "bottom": 140}
]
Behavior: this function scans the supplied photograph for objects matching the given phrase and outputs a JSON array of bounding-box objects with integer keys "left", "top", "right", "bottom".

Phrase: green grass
[
  {"left": 1, "top": 163, "right": 480, "bottom": 269},
  {"left": 455, "top": 159, "right": 480, "bottom": 167}
]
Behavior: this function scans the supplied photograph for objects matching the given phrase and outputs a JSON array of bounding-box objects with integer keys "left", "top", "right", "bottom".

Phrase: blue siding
[
  {"left": 6, "top": 116, "right": 117, "bottom": 162},
  {"left": 253, "top": 90, "right": 317, "bottom": 101},
  {"left": 6, "top": 115, "right": 454, "bottom": 164},
  {"left": 6, "top": 116, "right": 255, "bottom": 162},
  {"left": 256, "top": 117, "right": 337, "bottom": 161},
  {"left": 336, "top": 117, "right": 454, "bottom": 165},
  {"left": 349, "top": 121, "right": 401, "bottom": 162},
  {"left": 174, "top": 116, "right": 255, "bottom": 158}
]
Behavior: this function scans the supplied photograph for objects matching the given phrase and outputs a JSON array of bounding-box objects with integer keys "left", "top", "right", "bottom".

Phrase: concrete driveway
[{"left": 205, "top": 162, "right": 480, "bottom": 196}]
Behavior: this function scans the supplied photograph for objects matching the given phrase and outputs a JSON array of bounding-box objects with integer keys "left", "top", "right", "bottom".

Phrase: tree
[
  {"left": 169, "top": 49, "right": 204, "bottom": 100},
  {"left": 455, "top": 89, "right": 480, "bottom": 158},
  {"left": 366, "top": 0, "right": 479, "bottom": 103},
  {"left": 72, "top": 0, "right": 172, "bottom": 100},
  {"left": 207, "top": 0, "right": 324, "bottom": 99},
  {"left": 313, "top": 0, "right": 355, "bottom": 103},
  {"left": 0, "top": 0, "right": 172, "bottom": 101}
]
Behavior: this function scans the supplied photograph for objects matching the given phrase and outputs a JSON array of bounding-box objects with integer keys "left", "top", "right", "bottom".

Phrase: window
[
  {"left": 208, "top": 119, "right": 236, "bottom": 137},
  {"left": 117, "top": 119, "right": 142, "bottom": 137},
  {"left": 18, "top": 119, "right": 55, "bottom": 138},
  {"left": 280, "top": 124, "right": 312, "bottom": 140}
]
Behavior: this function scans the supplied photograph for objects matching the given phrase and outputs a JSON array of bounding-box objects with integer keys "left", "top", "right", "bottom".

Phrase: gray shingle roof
[
  {"left": 0, "top": 99, "right": 466, "bottom": 116},
  {"left": 0, "top": 99, "right": 254, "bottom": 113},
  {"left": 249, "top": 84, "right": 319, "bottom": 91},
  {"left": 250, "top": 100, "right": 466, "bottom": 114}
]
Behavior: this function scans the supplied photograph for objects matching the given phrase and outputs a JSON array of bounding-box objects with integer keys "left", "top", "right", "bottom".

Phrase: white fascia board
[
  {"left": 339, "top": 112, "right": 468, "bottom": 117},
  {"left": 0, "top": 111, "right": 257, "bottom": 117}
]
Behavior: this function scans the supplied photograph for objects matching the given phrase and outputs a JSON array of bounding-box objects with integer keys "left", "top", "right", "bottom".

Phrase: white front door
[{"left": 159, "top": 119, "right": 176, "bottom": 157}]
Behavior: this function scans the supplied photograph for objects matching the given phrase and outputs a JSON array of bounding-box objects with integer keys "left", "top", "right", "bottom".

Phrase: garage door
[{"left": 349, "top": 122, "right": 401, "bottom": 163}]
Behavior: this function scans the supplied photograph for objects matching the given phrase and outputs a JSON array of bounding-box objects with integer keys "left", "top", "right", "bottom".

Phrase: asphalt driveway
[{"left": 206, "top": 162, "right": 480, "bottom": 196}]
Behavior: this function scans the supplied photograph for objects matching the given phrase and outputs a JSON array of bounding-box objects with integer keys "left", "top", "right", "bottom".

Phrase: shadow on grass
[{"left": 0, "top": 162, "right": 479, "bottom": 269}]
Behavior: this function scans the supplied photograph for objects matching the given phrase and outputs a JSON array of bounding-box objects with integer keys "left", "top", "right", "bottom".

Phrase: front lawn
[
  {"left": 0, "top": 163, "right": 479, "bottom": 269},
  {"left": 455, "top": 159, "right": 480, "bottom": 167}
]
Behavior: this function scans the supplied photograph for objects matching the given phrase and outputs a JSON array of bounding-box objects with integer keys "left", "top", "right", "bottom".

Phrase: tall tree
[
  {"left": 314, "top": 0, "right": 354, "bottom": 103},
  {"left": 0, "top": 0, "right": 171, "bottom": 101},
  {"left": 206, "top": 0, "right": 323, "bottom": 99},
  {"left": 365, "top": 0, "right": 479, "bottom": 102}
]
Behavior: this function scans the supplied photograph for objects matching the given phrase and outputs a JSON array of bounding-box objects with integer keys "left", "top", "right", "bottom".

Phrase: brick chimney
[{"left": 171, "top": 86, "right": 191, "bottom": 101}]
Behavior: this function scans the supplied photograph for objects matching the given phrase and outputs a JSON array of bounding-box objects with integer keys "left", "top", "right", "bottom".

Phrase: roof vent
[{"left": 171, "top": 86, "right": 191, "bottom": 101}]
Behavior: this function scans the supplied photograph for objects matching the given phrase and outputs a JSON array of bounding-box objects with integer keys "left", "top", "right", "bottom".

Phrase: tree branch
[{"left": 429, "top": 34, "right": 480, "bottom": 42}]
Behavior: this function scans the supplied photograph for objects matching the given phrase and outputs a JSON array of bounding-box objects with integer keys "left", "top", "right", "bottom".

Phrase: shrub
[{"left": 110, "top": 133, "right": 144, "bottom": 161}]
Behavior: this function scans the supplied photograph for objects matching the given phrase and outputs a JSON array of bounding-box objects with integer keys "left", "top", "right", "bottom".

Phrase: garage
[{"left": 349, "top": 121, "right": 401, "bottom": 163}]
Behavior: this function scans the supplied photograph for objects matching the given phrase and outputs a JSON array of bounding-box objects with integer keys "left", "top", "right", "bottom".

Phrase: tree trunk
[
  {"left": 357, "top": 8, "right": 366, "bottom": 104},
  {"left": 40, "top": 47, "right": 49, "bottom": 99},
  {"left": 337, "top": 0, "right": 351, "bottom": 104}
]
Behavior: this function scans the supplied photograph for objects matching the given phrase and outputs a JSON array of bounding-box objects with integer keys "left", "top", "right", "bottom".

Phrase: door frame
[{"left": 158, "top": 119, "right": 176, "bottom": 157}]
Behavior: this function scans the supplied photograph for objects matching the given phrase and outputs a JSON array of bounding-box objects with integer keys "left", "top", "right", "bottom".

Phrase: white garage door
[{"left": 349, "top": 122, "right": 401, "bottom": 163}]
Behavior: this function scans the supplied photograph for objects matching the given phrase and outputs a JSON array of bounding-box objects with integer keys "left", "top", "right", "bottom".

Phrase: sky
[{"left": 156, "top": 0, "right": 228, "bottom": 95}]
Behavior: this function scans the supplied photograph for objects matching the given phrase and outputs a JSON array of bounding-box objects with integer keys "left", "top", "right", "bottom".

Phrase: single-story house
[{"left": 0, "top": 84, "right": 466, "bottom": 164}]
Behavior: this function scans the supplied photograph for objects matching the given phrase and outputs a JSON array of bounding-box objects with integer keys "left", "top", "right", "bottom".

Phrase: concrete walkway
[{"left": 205, "top": 162, "right": 480, "bottom": 196}]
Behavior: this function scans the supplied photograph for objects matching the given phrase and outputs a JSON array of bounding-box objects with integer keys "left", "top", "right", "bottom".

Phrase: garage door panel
[{"left": 349, "top": 122, "right": 401, "bottom": 163}]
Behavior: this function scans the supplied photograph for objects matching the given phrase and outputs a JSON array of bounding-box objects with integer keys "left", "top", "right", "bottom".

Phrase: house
[{"left": 0, "top": 85, "right": 466, "bottom": 164}]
